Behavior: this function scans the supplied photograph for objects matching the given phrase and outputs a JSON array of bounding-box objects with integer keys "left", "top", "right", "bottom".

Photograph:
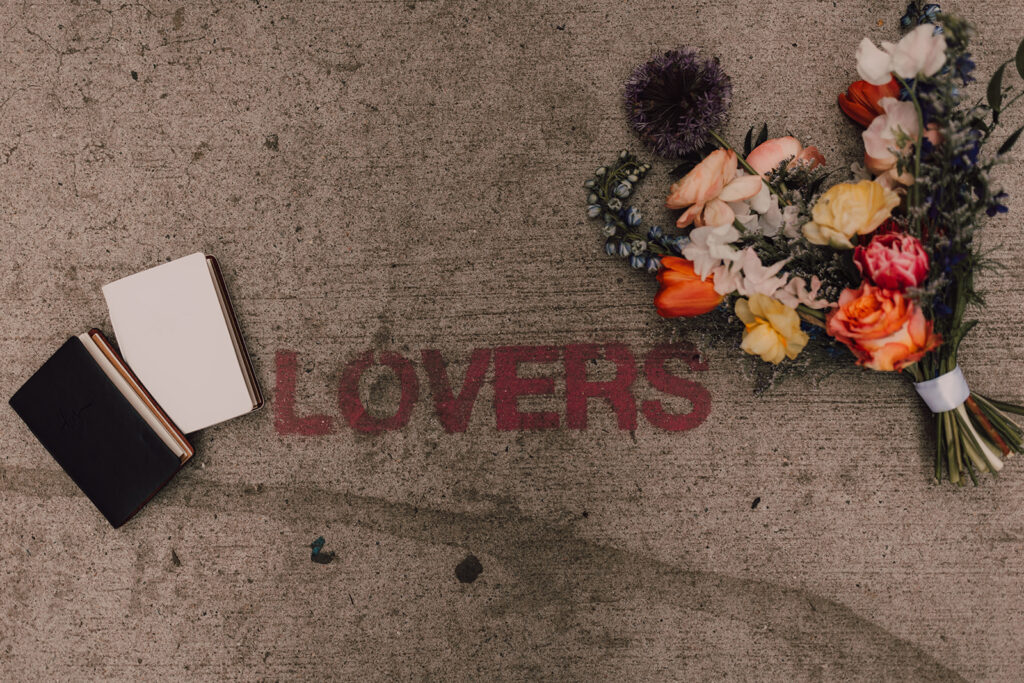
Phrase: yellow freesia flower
[
  {"left": 802, "top": 180, "right": 900, "bottom": 249},
  {"left": 735, "top": 294, "right": 809, "bottom": 364}
]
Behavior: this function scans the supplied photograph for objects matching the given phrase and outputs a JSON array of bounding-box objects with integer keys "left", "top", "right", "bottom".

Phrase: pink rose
[
  {"left": 853, "top": 229, "right": 929, "bottom": 291},
  {"left": 746, "top": 136, "right": 825, "bottom": 176}
]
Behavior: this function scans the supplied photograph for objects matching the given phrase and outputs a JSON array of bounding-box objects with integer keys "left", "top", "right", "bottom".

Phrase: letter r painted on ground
[{"left": 564, "top": 343, "right": 638, "bottom": 430}]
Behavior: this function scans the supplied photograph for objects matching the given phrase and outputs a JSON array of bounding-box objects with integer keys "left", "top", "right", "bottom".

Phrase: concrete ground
[{"left": 2, "top": 0, "right": 1023, "bottom": 680}]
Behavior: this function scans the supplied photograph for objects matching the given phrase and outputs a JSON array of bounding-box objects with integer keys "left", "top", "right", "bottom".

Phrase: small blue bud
[
  {"left": 618, "top": 242, "right": 631, "bottom": 258},
  {"left": 626, "top": 207, "right": 641, "bottom": 227},
  {"left": 604, "top": 240, "right": 617, "bottom": 256},
  {"left": 583, "top": 179, "right": 595, "bottom": 189},
  {"left": 667, "top": 236, "right": 690, "bottom": 254},
  {"left": 587, "top": 204, "right": 602, "bottom": 218},
  {"left": 647, "top": 224, "right": 663, "bottom": 240},
  {"left": 602, "top": 223, "right": 616, "bottom": 237},
  {"left": 595, "top": 166, "right": 607, "bottom": 176},
  {"left": 630, "top": 255, "right": 646, "bottom": 269},
  {"left": 614, "top": 182, "right": 631, "bottom": 198},
  {"left": 626, "top": 174, "right": 638, "bottom": 183},
  {"left": 646, "top": 256, "right": 661, "bottom": 273}
]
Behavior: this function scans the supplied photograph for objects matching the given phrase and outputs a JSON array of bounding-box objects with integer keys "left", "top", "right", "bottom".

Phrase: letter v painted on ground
[{"left": 421, "top": 349, "right": 492, "bottom": 433}]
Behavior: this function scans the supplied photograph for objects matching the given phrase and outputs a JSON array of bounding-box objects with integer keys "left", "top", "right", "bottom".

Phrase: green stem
[
  {"left": 943, "top": 411, "right": 959, "bottom": 484},
  {"left": 796, "top": 304, "right": 826, "bottom": 323},
  {"left": 895, "top": 76, "right": 925, "bottom": 232},
  {"left": 976, "top": 393, "right": 1024, "bottom": 417}
]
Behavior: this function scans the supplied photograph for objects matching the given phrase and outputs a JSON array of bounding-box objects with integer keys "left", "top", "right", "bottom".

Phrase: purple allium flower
[{"left": 625, "top": 48, "right": 732, "bottom": 159}]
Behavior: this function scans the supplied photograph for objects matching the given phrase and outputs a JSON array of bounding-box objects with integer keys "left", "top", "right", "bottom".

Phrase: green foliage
[
  {"left": 1016, "top": 36, "right": 1024, "bottom": 79},
  {"left": 987, "top": 63, "right": 1005, "bottom": 119},
  {"left": 999, "top": 126, "right": 1024, "bottom": 155}
]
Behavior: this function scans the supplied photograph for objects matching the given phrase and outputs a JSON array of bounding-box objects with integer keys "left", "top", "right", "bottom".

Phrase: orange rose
[
  {"left": 826, "top": 283, "right": 941, "bottom": 371},
  {"left": 654, "top": 257, "right": 723, "bottom": 318}
]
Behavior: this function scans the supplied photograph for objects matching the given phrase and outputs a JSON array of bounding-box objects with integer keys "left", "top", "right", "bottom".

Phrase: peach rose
[
  {"left": 826, "top": 283, "right": 941, "bottom": 371},
  {"left": 666, "top": 149, "right": 763, "bottom": 228},
  {"left": 746, "top": 136, "right": 825, "bottom": 176}
]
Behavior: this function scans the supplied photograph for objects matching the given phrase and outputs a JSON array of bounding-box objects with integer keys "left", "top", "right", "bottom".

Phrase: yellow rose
[
  {"left": 735, "top": 294, "right": 809, "bottom": 364},
  {"left": 802, "top": 180, "right": 900, "bottom": 249}
]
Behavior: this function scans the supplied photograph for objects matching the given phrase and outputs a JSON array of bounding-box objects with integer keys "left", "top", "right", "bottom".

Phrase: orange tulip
[
  {"left": 654, "top": 257, "right": 724, "bottom": 318},
  {"left": 838, "top": 78, "right": 901, "bottom": 128}
]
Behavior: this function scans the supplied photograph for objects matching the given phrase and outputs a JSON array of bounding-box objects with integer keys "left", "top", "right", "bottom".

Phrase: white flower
[
  {"left": 745, "top": 179, "right": 773, "bottom": 214},
  {"left": 728, "top": 180, "right": 784, "bottom": 237},
  {"left": 887, "top": 25, "right": 947, "bottom": 80},
  {"left": 709, "top": 262, "right": 743, "bottom": 296},
  {"left": 782, "top": 205, "right": 802, "bottom": 239},
  {"left": 731, "top": 248, "right": 790, "bottom": 298},
  {"left": 774, "top": 275, "right": 832, "bottom": 310},
  {"left": 856, "top": 25, "right": 947, "bottom": 86},
  {"left": 863, "top": 97, "right": 919, "bottom": 185},
  {"left": 681, "top": 224, "right": 741, "bottom": 279},
  {"left": 709, "top": 247, "right": 789, "bottom": 298},
  {"left": 849, "top": 161, "right": 873, "bottom": 181},
  {"left": 856, "top": 37, "right": 894, "bottom": 85},
  {"left": 758, "top": 199, "right": 784, "bottom": 237}
]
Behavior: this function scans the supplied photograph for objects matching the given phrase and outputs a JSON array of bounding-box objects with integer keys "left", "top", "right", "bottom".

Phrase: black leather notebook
[{"left": 9, "top": 336, "right": 185, "bottom": 527}]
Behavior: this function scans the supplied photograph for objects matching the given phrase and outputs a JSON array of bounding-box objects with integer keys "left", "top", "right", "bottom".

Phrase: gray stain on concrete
[{"left": 0, "top": 467, "right": 966, "bottom": 680}]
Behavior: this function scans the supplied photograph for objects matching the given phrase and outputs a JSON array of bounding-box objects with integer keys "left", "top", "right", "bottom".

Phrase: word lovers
[{"left": 274, "top": 343, "right": 711, "bottom": 435}]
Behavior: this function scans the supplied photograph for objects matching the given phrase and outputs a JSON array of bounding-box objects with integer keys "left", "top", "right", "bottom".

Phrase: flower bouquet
[{"left": 585, "top": 4, "right": 1024, "bottom": 484}]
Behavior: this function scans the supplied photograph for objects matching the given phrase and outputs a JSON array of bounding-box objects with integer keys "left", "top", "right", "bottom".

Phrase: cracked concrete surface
[{"left": 1, "top": 1, "right": 1023, "bottom": 680}]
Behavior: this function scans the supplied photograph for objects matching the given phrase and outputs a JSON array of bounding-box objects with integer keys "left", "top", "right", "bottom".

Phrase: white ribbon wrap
[{"left": 913, "top": 366, "right": 970, "bottom": 413}]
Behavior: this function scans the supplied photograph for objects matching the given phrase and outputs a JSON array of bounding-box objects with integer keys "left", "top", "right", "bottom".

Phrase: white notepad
[{"left": 102, "top": 253, "right": 261, "bottom": 433}]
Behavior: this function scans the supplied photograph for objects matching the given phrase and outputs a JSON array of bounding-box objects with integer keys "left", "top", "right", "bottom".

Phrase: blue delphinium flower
[
  {"left": 951, "top": 135, "right": 981, "bottom": 171},
  {"left": 902, "top": 2, "right": 942, "bottom": 32},
  {"left": 987, "top": 191, "right": 1009, "bottom": 217},
  {"left": 954, "top": 54, "right": 975, "bottom": 85}
]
